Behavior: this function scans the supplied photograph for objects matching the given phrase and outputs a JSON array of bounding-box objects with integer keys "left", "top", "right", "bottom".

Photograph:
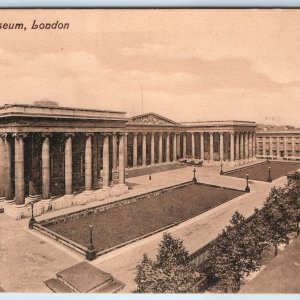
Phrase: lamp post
[
  {"left": 245, "top": 173, "right": 250, "bottom": 193},
  {"left": 29, "top": 201, "right": 36, "bottom": 229},
  {"left": 267, "top": 166, "right": 272, "bottom": 182},
  {"left": 192, "top": 167, "right": 197, "bottom": 183},
  {"left": 86, "top": 225, "right": 97, "bottom": 261},
  {"left": 220, "top": 162, "right": 224, "bottom": 175}
]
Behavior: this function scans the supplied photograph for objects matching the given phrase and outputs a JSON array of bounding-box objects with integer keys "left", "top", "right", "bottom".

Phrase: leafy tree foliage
[
  {"left": 206, "top": 212, "right": 266, "bottom": 293},
  {"left": 135, "top": 232, "right": 202, "bottom": 293},
  {"left": 257, "top": 187, "right": 293, "bottom": 256}
]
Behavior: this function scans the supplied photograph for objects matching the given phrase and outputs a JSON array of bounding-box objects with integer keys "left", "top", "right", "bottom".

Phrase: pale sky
[{"left": 1, "top": 9, "right": 300, "bottom": 125}]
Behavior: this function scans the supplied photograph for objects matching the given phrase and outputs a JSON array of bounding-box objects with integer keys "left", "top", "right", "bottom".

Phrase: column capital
[
  {"left": 12, "top": 132, "right": 27, "bottom": 139},
  {"left": 64, "top": 132, "right": 75, "bottom": 138},
  {"left": 41, "top": 132, "right": 53, "bottom": 138},
  {"left": 141, "top": 132, "right": 148, "bottom": 136},
  {"left": 219, "top": 132, "right": 224, "bottom": 136},
  {"left": 209, "top": 132, "right": 214, "bottom": 136},
  {"left": 85, "top": 132, "right": 94, "bottom": 137},
  {"left": 0, "top": 133, "right": 8, "bottom": 140}
]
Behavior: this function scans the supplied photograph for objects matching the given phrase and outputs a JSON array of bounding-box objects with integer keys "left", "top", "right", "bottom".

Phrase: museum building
[{"left": 0, "top": 101, "right": 258, "bottom": 219}]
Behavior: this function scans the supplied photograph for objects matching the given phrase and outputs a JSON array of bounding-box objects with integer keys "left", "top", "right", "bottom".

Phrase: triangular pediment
[{"left": 130, "top": 113, "right": 180, "bottom": 126}]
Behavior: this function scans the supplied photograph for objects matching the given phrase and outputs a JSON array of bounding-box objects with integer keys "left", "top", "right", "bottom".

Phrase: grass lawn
[
  {"left": 225, "top": 161, "right": 300, "bottom": 182},
  {"left": 47, "top": 184, "right": 244, "bottom": 252}
]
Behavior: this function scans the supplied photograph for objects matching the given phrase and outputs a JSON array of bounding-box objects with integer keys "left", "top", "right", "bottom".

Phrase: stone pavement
[
  {"left": 0, "top": 164, "right": 287, "bottom": 292},
  {"left": 240, "top": 236, "right": 300, "bottom": 293}
]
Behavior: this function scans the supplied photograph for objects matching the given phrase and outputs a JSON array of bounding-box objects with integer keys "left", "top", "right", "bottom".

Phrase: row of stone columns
[
  {"left": 130, "top": 132, "right": 180, "bottom": 168},
  {"left": 0, "top": 132, "right": 127, "bottom": 205},
  {"left": 181, "top": 132, "right": 255, "bottom": 162},
  {"left": 260, "top": 136, "right": 298, "bottom": 158}
]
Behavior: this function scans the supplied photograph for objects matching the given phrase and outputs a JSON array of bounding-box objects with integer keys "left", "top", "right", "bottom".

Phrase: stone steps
[{"left": 44, "top": 262, "right": 124, "bottom": 293}]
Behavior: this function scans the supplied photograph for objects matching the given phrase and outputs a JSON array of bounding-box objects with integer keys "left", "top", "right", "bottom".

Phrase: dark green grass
[
  {"left": 47, "top": 184, "right": 244, "bottom": 252},
  {"left": 226, "top": 161, "right": 300, "bottom": 182}
]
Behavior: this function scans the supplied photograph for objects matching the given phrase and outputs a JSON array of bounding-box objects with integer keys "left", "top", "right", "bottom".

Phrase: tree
[
  {"left": 258, "top": 187, "right": 292, "bottom": 256},
  {"left": 135, "top": 232, "right": 202, "bottom": 293},
  {"left": 206, "top": 212, "right": 265, "bottom": 293}
]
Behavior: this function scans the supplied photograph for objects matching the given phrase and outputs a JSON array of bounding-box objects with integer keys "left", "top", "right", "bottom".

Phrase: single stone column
[
  {"left": 14, "top": 133, "right": 26, "bottom": 205},
  {"left": 219, "top": 132, "right": 224, "bottom": 162},
  {"left": 85, "top": 133, "right": 93, "bottom": 191},
  {"left": 102, "top": 134, "right": 110, "bottom": 189},
  {"left": 4, "top": 135, "right": 12, "bottom": 201},
  {"left": 230, "top": 133, "right": 235, "bottom": 162},
  {"left": 252, "top": 133, "right": 256, "bottom": 157},
  {"left": 183, "top": 133, "right": 187, "bottom": 159},
  {"left": 150, "top": 133, "right": 155, "bottom": 165},
  {"left": 142, "top": 133, "right": 147, "bottom": 166},
  {"left": 112, "top": 133, "right": 118, "bottom": 171},
  {"left": 245, "top": 133, "right": 249, "bottom": 159},
  {"left": 292, "top": 136, "right": 295, "bottom": 157},
  {"left": 166, "top": 133, "right": 170, "bottom": 162},
  {"left": 240, "top": 133, "right": 244, "bottom": 160},
  {"left": 133, "top": 133, "right": 138, "bottom": 167},
  {"left": 191, "top": 132, "right": 195, "bottom": 158},
  {"left": 158, "top": 132, "right": 163, "bottom": 163},
  {"left": 0, "top": 135, "right": 5, "bottom": 200},
  {"left": 284, "top": 136, "right": 287, "bottom": 158},
  {"left": 249, "top": 133, "right": 253, "bottom": 158},
  {"left": 277, "top": 136, "right": 280, "bottom": 159},
  {"left": 42, "top": 134, "right": 51, "bottom": 199},
  {"left": 209, "top": 132, "right": 214, "bottom": 161},
  {"left": 262, "top": 136, "right": 266, "bottom": 157},
  {"left": 269, "top": 137, "right": 273, "bottom": 158},
  {"left": 173, "top": 133, "right": 177, "bottom": 161},
  {"left": 124, "top": 133, "right": 128, "bottom": 169},
  {"left": 177, "top": 133, "right": 181, "bottom": 158},
  {"left": 118, "top": 134, "right": 126, "bottom": 185},
  {"left": 200, "top": 133, "right": 204, "bottom": 160},
  {"left": 235, "top": 133, "right": 240, "bottom": 161},
  {"left": 64, "top": 133, "right": 73, "bottom": 195}
]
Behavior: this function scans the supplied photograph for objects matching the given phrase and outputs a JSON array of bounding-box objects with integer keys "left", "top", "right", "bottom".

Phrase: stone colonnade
[{"left": 0, "top": 132, "right": 127, "bottom": 206}]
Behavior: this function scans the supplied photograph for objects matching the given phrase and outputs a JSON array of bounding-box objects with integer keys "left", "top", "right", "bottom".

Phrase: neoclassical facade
[
  {"left": 0, "top": 102, "right": 257, "bottom": 219},
  {"left": 256, "top": 130, "right": 300, "bottom": 160}
]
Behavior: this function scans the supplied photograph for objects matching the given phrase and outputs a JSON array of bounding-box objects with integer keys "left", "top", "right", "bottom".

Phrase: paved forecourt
[{"left": 0, "top": 163, "right": 286, "bottom": 293}]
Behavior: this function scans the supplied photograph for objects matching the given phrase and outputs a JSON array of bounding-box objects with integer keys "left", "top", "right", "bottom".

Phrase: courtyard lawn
[
  {"left": 47, "top": 184, "right": 244, "bottom": 252},
  {"left": 225, "top": 161, "right": 300, "bottom": 182}
]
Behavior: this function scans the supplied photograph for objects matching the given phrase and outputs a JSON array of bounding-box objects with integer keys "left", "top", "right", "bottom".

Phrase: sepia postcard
[{"left": 0, "top": 8, "right": 300, "bottom": 296}]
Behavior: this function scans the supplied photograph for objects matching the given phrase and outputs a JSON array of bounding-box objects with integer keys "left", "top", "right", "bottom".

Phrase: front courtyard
[{"left": 0, "top": 161, "right": 284, "bottom": 292}]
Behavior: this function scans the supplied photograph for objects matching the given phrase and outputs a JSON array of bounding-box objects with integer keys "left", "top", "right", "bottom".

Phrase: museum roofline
[
  {"left": 0, "top": 103, "right": 128, "bottom": 121},
  {"left": 0, "top": 103, "right": 127, "bottom": 114},
  {"left": 181, "top": 120, "right": 256, "bottom": 126}
]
